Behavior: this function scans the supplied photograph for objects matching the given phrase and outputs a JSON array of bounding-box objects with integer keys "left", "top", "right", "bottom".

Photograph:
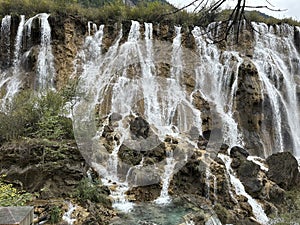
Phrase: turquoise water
[{"left": 110, "top": 203, "right": 192, "bottom": 225}]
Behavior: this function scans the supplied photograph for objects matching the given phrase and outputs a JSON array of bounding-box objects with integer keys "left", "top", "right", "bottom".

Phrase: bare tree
[{"left": 166, "top": 0, "right": 284, "bottom": 42}]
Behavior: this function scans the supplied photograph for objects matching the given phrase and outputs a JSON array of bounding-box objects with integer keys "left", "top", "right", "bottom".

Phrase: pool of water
[{"left": 110, "top": 202, "right": 193, "bottom": 225}]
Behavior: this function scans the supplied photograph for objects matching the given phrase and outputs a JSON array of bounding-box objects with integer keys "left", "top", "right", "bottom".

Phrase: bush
[
  {"left": 0, "top": 91, "right": 38, "bottom": 142},
  {"left": 0, "top": 175, "right": 32, "bottom": 206},
  {"left": 49, "top": 205, "right": 62, "bottom": 224},
  {"left": 74, "top": 178, "right": 111, "bottom": 206},
  {"left": 32, "top": 91, "right": 74, "bottom": 140},
  {"left": 0, "top": 90, "right": 74, "bottom": 142}
]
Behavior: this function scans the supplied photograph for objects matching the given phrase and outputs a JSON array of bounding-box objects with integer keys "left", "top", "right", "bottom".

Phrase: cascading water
[
  {"left": 0, "top": 13, "right": 56, "bottom": 109},
  {"left": 252, "top": 22, "right": 300, "bottom": 157},
  {"left": 141, "top": 22, "right": 162, "bottom": 127},
  {"left": 1, "top": 15, "right": 25, "bottom": 109},
  {"left": 154, "top": 149, "right": 176, "bottom": 205},
  {"left": 72, "top": 18, "right": 300, "bottom": 224},
  {"left": 192, "top": 26, "right": 243, "bottom": 149},
  {"left": 0, "top": 15, "right": 12, "bottom": 108},
  {"left": 36, "top": 13, "right": 55, "bottom": 92},
  {"left": 0, "top": 15, "right": 11, "bottom": 64},
  {"left": 218, "top": 154, "right": 269, "bottom": 225}
]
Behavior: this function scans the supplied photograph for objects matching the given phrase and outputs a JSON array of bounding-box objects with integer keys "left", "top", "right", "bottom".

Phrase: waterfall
[
  {"left": 142, "top": 22, "right": 162, "bottom": 127},
  {"left": 192, "top": 26, "right": 243, "bottom": 149},
  {"left": 0, "top": 15, "right": 11, "bottom": 64},
  {"left": 0, "top": 15, "right": 12, "bottom": 109},
  {"left": 154, "top": 150, "right": 176, "bottom": 205},
  {"left": 252, "top": 22, "right": 300, "bottom": 157},
  {"left": 36, "top": 13, "right": 55, "bottom": 92},
  {"left": 1, "top": 15, "right": 25, "bottom": 109},
  {"left": 218, "top": 154, "right": 269, "bottom": 224},
  {"left": 205, "top": 166, "right": 217, "bottom": 203}
]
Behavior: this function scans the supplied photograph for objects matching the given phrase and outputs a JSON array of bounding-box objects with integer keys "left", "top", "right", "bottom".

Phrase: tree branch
[{"left": 245, "top": 5, "right": 287, "bottom": 12}]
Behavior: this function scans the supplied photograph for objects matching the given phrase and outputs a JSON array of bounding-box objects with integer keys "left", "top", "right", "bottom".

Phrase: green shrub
[
  {"left": 49, "top": 205, "right": 62, "bottom": 224},
  {"left": 0, "top": 175, "right": 32, "bottom": 206},
  {"left": 0, "top": 91, "right": 38, "bottom": 142},
  {"left": 32, "top": 91, "right": 74, "bottom": 140},
  {"left": 74, "top": 178, "right": 111, "bottom": 206},
  {"left": 0, "top": 90, "right": 74, "bottom": 142}
]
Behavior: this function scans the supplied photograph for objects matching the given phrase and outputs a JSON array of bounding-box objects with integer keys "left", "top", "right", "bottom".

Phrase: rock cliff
[{"left": 0, "top": 13, "right": 300, "bottom": 225}]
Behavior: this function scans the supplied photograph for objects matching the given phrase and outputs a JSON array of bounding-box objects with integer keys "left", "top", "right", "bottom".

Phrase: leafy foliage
[
  {"left": 74, "top": 178, "right": 111, "bottom": 206},
  {"left": 0, "top": 0, "right": 298, "bottom": 27},
  {"left": 0, "top": 175, "right": 32, "bottom": 206},
  {"left": 0, "top": 90, "right": 74, "bottom": 143},
  {"left": 49, "top": 205, "right": 62, "bottom": 224}
]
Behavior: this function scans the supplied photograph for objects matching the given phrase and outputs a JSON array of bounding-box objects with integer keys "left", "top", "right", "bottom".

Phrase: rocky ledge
[{"left": 0, "top": 138, "right": 115, "bottom": 225}]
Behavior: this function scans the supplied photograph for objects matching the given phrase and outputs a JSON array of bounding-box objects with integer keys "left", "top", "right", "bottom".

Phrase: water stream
[
  {"left": 218, "top": 154, "right": 269, "bottom": 224},
  {"left": 192, "top": 26, "right": 244, "bottom": 149},
  {"left": 36, "top": 13, "right": 55, "bottom": 92},
  {"left": 1, "top": 15, "right": 25, "bottom": 109},
  {"left": 154, "top": 150, "right": 176, "bottom": 205},
  {"left": 252, "top": 22, "right": 300, "bottom": 157}
]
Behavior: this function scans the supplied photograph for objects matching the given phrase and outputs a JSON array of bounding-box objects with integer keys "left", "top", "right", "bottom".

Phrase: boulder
[
  {"left": 130, "top": 116, "right": 150, "bottom": 139},
  {"left": 118, "top": 144, "right": 143, "bottom": 166},
  {"left": 230, "top": 146, "right": 250, "bottom": 158},
  {"left": 266, "top": 152, "right": 299, "bottom": 190}
]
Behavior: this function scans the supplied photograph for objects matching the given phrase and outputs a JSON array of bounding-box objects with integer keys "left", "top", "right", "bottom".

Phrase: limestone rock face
[
  {"left": 0, "top": 139, "right": 86, "bottom": 198},
  {"left": 49, "top": 15, "right": 85, "bottom": 89},
  {"left": 235, "top": 59, "right": 264, "bottom": 156},
  {"left": 266, "top": 152, "right": 300, "bottom": 190},
  {"left": 193, "top": 91, "right": 211, "bottom": 136}
]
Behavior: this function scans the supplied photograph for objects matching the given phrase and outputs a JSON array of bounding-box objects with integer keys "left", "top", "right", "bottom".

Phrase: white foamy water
[
  {"left": 36, "top": 13, "right": 55, "bottom": 92},
  {"left": 62, "top": 202, "right": 77, "bottom": 225},
  {"left": 154, "top": 150, "right": 176, "bottom": 205},
  {"left": 192, "top": 26, "right": 244, "bottom": 148},
  {"left": 1, "top": 15, "right": 25, "bottom": 109},
  {"left": 252, "top": 22, "right": 300, "bottom": 157},
  {"left": 219, "top": 154, "right": 269, "bottom": 224}
]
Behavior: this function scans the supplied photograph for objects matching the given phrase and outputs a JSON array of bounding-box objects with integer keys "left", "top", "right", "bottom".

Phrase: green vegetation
[
  {"left": 269, "top": 188, "right": 300, "bottom": 224},
  {"left": 0, "top": 0, "right": 204, "bottom": 25},
  {"left": 0, "top": 0, "right": 297, "bottom": 27},
  {"left": 74, "top": 178, "right": 111, "bottom": 206},
  {"left": 0, "top": 175, "right": 32, "bottom": 206},
  {"left": 49, "top": 205, "right": 62, "bottom": 224},
  {"left": 0, "top": 90, "right": 74, "bottom": 144}
]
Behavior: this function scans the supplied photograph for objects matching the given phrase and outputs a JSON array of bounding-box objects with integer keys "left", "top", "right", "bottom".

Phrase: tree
[{"left": 166, "top": 0, "right": 284, "bottom": 42}]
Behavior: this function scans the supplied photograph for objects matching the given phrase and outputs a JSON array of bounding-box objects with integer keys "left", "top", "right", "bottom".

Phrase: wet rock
[
  {"left": 109, "top": 113, "right": 122, "bottom": 123},
  {"left": 130, "top": 116, "right": 150, "bottom": 139},
  {"left": 262, "top": 180, "right": 285, "bottom": 203},
  {"left": 230, "top": 146, "right": 250, "bottom": 158},
  {"left": 143, "top": 142, "right": 166, "bottom": 165},
  {"left": 219, "top": 143, "right": 229, "bottom": 154},
  {"left": 118, "top": 144, "right": 143, "bottom": 166},
  {"left": 126, "top": 184, "right": 161, "bottom": 202},
  {"left": 235, "top": 59, "right": 264, "bottom": 156},
  {"left": 266, "top": 152, "right": 300, "bottom": 190},
  {"left": 192, "top": 91, "right": 211, "bottom": 134},
  {"left": 0, "top": 139, "right": 85, "bottom": 198},
  {"left": 197, "top": 136, "right": 208, "bottom": 150}
]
